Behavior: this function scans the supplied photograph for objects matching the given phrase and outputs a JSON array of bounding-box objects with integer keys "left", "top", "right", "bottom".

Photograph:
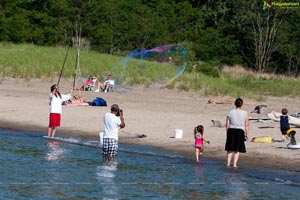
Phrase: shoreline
[
  {"left": 1, "top": 78, "right": 300, "bottom": 171},
  {"left": 1, "top": 120, "right": 299, "bottom": 170}
]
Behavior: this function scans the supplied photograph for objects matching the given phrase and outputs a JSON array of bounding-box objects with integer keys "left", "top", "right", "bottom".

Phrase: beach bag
[{"left": 92, "top": 97, "right": 107, "bottom": 106}]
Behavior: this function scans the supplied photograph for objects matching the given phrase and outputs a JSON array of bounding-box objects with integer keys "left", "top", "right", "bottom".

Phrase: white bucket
[
  {"left": 174, "top": 129, "right": 183, "bottom": 139},
  {"left": 99, "top": 131, "right": 104, "bottom": 147}
]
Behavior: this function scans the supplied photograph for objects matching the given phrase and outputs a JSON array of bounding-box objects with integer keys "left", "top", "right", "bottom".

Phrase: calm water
[{"left": 0, "top": 129, "right": 299, "bottom": 199}]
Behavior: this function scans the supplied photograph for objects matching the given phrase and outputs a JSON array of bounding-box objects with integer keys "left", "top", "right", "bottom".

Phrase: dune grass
[
  {"left": 1, "top": 42, "right": 300, "bottom": 99},
  {"left": 172, "top": 65, "right": 300, "bottom": 100},
  {"left": 0, "top": 42, "right": 122, "bottom": 80}
]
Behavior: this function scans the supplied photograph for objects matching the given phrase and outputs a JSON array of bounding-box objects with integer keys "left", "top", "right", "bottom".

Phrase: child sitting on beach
[
  {"left": 273, "top": 108, "right": 290, "bottom": 142},
  {"left": 194, "top": 125, "right": 210, "bottom": 162}
]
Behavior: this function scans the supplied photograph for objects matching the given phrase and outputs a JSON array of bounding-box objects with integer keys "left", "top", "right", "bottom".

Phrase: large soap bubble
[{"left": 106, "top": 44, "right": 187, "bottom": 88}]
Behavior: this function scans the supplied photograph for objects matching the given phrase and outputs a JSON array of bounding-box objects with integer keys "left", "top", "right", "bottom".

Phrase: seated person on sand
[
  {"left": 95, "top": 74, "right": 114, "bottom": 92},
  {"left": 77, "top": 75, "right": 95, "bottom": 91}
]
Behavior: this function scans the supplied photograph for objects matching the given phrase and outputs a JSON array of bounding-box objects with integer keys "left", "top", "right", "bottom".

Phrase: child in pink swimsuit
[{"left": 194, "top": 125, "right": 210, "bottom": 162}]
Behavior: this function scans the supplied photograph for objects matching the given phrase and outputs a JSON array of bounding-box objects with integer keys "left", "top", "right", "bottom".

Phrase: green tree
[
  {"left": 274, "top": 8, "right": 300, "bottom": 76},
  {"left": 194, "top": 0, "right": 243, "bottom": 65},
  {"left": 0, "top": 8, "right": 9, "bottom": 41},
  {"left": 83, "top": 0, "right": 118, "bottom": 53},
  {"left": 234, "top": 1, "right": 288, "bottom": 72}
]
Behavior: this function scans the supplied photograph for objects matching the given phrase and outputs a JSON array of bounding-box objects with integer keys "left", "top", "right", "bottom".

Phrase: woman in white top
[
  {"left": 48, "top": 84, "right": 73, "bottom": 137},
  {"left": 225, "top": 98, "right": 249, "bottom": 168}
]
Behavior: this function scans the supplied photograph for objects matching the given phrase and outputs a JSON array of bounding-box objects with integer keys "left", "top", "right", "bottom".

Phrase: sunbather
[{"left": 64, "top": 90, "right": 89, "bottom": 106}]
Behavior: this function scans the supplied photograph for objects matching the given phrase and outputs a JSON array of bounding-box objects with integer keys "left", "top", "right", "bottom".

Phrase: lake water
[{"left": 1, "top": 129, "right": 299, "bottom": 199}]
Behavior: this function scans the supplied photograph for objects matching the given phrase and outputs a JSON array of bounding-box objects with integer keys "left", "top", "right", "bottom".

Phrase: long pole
[
  {"left": 73, "top": 21, "right": 81, "bottom": 88},
  {"left": 73, "top": 48, "right": 79, "bottom": 88},
  {"left": 57, "top": 46, "right": 70, "bottom": 85}
]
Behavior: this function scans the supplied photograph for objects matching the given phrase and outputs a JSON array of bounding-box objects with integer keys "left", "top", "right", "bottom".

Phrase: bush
[{"left": 197, "top": 63, "right": 220, "bottom": 78}]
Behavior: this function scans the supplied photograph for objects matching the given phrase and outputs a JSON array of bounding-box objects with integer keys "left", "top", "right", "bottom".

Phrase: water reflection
[
  {"left": 45, "top": 141, "right": 65, "bottom": 161},
  {"left": 193, "top": 163, "right": 204, "bottom": 178},
  {"left": 96, "top": 161, "right": 119, "bottom": 198},
  {"left": 223, "top": 168, "right": 250, "bottom": 199}
]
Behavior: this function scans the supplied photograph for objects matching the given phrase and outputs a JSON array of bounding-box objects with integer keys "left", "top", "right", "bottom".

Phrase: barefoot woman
[{"left": 225, "top": 98, "right": 249, "bottom": 168}]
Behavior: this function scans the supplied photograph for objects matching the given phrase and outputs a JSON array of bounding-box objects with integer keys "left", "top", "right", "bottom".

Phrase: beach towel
[{"left": 251, "top": 137, "right": 274, "bottom": 143}]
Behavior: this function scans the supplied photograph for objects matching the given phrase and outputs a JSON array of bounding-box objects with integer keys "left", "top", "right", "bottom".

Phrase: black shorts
[{"left": 281, "top": 129, "right": 288, "bottom": 135}]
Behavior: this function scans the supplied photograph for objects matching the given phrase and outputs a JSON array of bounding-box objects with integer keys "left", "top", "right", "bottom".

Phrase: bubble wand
[
  {"left": 57, "top": 46, "right": 70, "bottom": 85},
  {"left": 73, "top": 22, "right": 81, "bottom": 89}
]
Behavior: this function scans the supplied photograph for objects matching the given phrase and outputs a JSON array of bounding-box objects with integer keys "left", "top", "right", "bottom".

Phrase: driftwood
[
  {"left": 207, "top": 99, "right": 233, "bottom": 104},
  {"left": 208, "top": 99, "right": 267, "bottom": 107}
]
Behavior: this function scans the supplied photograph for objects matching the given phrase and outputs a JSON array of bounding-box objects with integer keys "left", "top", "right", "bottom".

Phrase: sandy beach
[{"left": 1, "top": 78, "right": 300, "bottom": 170}]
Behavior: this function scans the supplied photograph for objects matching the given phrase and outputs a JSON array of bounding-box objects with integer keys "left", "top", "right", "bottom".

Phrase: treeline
[{"left": 0, "top": 0, "right": 299, "bottom": 75}]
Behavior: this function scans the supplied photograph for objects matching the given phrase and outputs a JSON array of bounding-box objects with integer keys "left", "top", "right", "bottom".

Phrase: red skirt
[{"left": 49, "top": 113, "right": 61, "bottom": 127}]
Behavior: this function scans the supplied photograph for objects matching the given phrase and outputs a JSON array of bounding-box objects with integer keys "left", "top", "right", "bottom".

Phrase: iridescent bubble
[{"left": 105, "top": 44, "right": 187, "bottom": 89}]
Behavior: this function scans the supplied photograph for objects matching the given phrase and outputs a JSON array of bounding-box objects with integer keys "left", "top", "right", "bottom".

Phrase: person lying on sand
[
  {"left": 64, "top": 90, "right": 89, "bottom": 106},
  {"left": 207, "top": 99, "right": 233, "bottom": 104}
]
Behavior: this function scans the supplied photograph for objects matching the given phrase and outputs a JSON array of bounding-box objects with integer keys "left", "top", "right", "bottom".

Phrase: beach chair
[
  {"left": 106, "top": 83, "right": 114, "bottom": 92},
  {"left": 85, "top": 77, "right": 97, "bottom": 91}
]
